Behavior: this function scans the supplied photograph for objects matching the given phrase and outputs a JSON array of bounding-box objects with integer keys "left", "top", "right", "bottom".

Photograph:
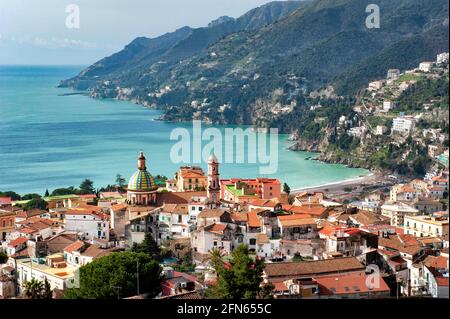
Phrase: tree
[
  {"left": 63, "top": 252, "right": 162, "bottom": 299},
  {"left": 23, "top": 277, "right": 53, "bottom": 299},
  {"left": 206, "top": 245, "right": 273, "bottom": 299},
  {"left": 51, "top": 187, "right": 76, "bottom": 196},
  {"left": 44, "top": 189, "right": 50, "bottom": 197},
  {"left": 78, "top": 179, "right": 95, "bottom": 195},
  {"left": 42, "top": 278, "right": 53, "bottom": 299},
  {"left": 0, "top": 251, "right": 7, "bottom": 264},
  {"left": 131, "top": 233, "right": 162, "bottom": 261},
  {"left": 116, "top": 174, "right": 126, "bottom": 188},
  {"left": 283, "top": 183, "right": 291, "bottom": 195},
  {"left": 23, "top": 198, "right": 48, "bottom": 210},
  {"left": 21, "top": 193, "right": 42, "bottom": 200}
]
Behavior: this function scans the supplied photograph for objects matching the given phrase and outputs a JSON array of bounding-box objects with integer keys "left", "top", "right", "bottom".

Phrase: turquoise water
[{"left": 0, "top": 66, "right": 368, "bottom": 195}]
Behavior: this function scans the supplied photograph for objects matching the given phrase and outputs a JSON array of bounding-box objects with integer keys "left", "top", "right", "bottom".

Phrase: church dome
[
  {"left": 128, "top": 170, "right": 157, "bottom": 192},
  {"left": 127, "top": 152, "right": 157, "bottom": 192}
]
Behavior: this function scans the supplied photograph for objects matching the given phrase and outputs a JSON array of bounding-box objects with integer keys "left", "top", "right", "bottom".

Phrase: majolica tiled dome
[
  {"left": 128, "top": 170, "right": 157, "bottom": 191},
  {"left": 127, "top": 152, "right": 157, "bottom": 192}
]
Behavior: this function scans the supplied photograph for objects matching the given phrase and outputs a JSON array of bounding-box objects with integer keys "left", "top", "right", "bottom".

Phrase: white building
[
  {"left": 348, "top": 126, "right": 367, "bottom": 138},
  {"left": 383, "top": 101, "right": 396, "bottom": 112},
  {"left": 436, "top": 52, "right": 449, "bottom": 65},
  {"left": 381, "top": 202, "right": 420, "bottom": 227},
  {"left": 368, "top": 80, "right": 383, "bottom": 91},
  {"left": 375, "top": 125, "right": 388, "bottom": 136},
  {"left": 15, "top": 255, "right": 77, "bottom": 293},
  {"left": 404, "top": 215, "right": 449, "bottom": 238},
  {"left": 392, "top": 116, "right": 415, "bottom": 135},
  {"left": 65, "top": 210, "right": 109, "bottom": 241},
  {"left": 188, "top": 196, "right": 208, "bottom": 224},
  {"left": 419, "top": 62, "right": 433, "bottom": 73},
  {"left": 387, "top": 69, "right": 400, "bottom": 80}
]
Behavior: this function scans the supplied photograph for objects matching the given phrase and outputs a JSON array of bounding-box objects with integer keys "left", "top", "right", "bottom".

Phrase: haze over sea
[{"left": 0, "top": 66, "right": 368, "bottom": 195}]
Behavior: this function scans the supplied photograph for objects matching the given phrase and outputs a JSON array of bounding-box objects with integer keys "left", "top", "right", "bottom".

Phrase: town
[{"left": 0, "top": 140, "right": 448, "bottom": 299}]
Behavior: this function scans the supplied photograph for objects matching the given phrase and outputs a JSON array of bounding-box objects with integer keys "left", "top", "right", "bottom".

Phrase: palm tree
[{"left": 23, "top": 278, "right": 44, "bottom": 299}]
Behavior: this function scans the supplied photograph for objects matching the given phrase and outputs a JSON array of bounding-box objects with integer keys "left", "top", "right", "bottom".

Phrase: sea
[{"left": 0, "top": 65, "right": 369, "bottom": 195}]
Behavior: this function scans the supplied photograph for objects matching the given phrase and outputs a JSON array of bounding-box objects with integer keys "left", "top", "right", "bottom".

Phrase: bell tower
[{"left": 207, "top": 154, "right": 220, "bottom": 205}]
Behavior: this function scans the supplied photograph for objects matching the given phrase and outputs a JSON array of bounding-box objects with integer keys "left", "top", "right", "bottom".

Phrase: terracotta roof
[
  {"left": 283, "top": 205, "right": 327, "bottom": 216},
  {"left": 436, "top": 277, "right": 449, "bottom": 287},
  {"left": 204, "top": 223, "right": 228, "bottom": 235},
  {"left": 162, "top": 203, "right": 189, "bottom": 215},
  {"left": 424, "top": 255, "right": 448, "bottom": 270},
  {"left": 256, "top": 233, "right": 270, "bottom": 245},
  {"left": 231, "top": 212, "right": 248, "bottom": 222},
  {"left": 63, "top": 240, "right": 85, "bottom": 253},
  {"left": 111, "top": 203, "right": 128, "bottom": 211},
  {"left": 0, "top": 197, "right": 12, "bottom": 205},
  {"left": 198, "top": 208, "right": 226, "bottom": 219},
  {"left": 249, "top": 199, "right": 279, "bottom": 207},
  {"left": 81, "top": 244, "right": 120, "bottom": 258},
  {"left": 378, "top": 235, "right": 423, "bottom": 256},
  {"left": 315, "top": 271, "right": 390, "bottom": 295},
  {"left": 157, "top": 191, "right": 206, "bottom": 205},
  {"left": 247, "top": 210, "right": 261, "bottom": 228},
  {"left": 8, "top": 237, "right": 28, "bottom": 247},
  {"left": 279, "top": 216, "right": 316, "bottom": 228},
  {"left": 273, "top": 281, "right": 289, "bottom": 292},
  {"left": 19, "top": 227, "right": 37, "bottom": 234},
  {"left": 264, "top": 257, "right": 365, "bottom": 278},
  {"left": 350, "top": 210, "right": 389, "bottom": 226}
]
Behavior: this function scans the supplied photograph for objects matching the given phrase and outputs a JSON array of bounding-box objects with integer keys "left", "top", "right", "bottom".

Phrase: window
[
  {"left": 2, "top": 220, "right": 5, "bottom": 227},
  {"left": 213, "top": 241, "right": 217, "bottom": 247},
  {"left": 249, "top": 238, "right": 256, "bottom": 245},
  {"left": 178, "top": 215, "right": 182, "bottom": 223}
]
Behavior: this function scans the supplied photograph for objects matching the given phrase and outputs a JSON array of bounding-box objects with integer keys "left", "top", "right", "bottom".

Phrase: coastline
[{"left": 291, "top": 172, "right": 383, "bottom": 194}]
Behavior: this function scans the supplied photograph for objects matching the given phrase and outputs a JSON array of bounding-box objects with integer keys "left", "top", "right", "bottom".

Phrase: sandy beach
[{"left": 291, "top": 172, "right": 386, "bottom": 195}]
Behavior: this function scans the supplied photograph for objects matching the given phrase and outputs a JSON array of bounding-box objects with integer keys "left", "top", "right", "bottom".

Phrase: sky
[{"left": 0, "top": 0, "right": 276, "bottom": 65}]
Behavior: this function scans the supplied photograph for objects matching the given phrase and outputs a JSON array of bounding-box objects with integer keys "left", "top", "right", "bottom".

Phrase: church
[{"left": 126, "top": 152, "right": 220, "bottom": 206}]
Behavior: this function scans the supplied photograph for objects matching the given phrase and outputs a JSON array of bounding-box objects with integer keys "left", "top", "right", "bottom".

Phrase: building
[
  {"left": 390, "top": 184, "right": 422, "bottom": 201},
  {"left": 375, "top": 125, "right": 388, "bottom": 136},
  {"left": 319, "top": 226, "right": 378, "bottom": 258},
  {"left": 15, "top": 255, "right": 78, "bottom": 293},
  {"left": 437, "top": 52, "right": 449, "bottom": 65},
  {"left": 404, "top": 215, "right": 449, "bottom": 238},
  {"left": 381, "top": 202, "right": 419, "bottom": 226},
  {"left": 65, "top": 208, "right": 109, "bottom": 241},
  {"left": 0, "top": 211, "right": 15, "bottom": 241},
  {"left": 207, "top": 155, "right": 220, "bottom": 205},
  {"left": 158, "top": 203, "right": 190, "bottom": 240},
  {"left": 392, "top": 116, "right": 415, "bottom": 135},
  {"left": 314, "top": 271, "right": 391, "bottom": 299},
  {"left": 419, "top": 61, "right": 433, "bottom": 72},
  {"left": 220, "top": 178, "right": 281, "bottom": 204},
  {"left": 175, "top": 166, "right": 207, "bottom": 192},
  {"left": 263, "top": 257, "right": 366, "bottom": 283},
  {"left": 126, "top": 152, "right": 158, "bottom": 206},
  {"left": 348, "top": 126, "right": 367, "bottom": 138},
  {"left": 387, "top": 69, "right": 401, "bottom": 80},
  {"left": 383, "top": 101, "right": 396, "bottom": 112},
  {"left": 368, "top": 80, "right": 383, "bottom": 91}
]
